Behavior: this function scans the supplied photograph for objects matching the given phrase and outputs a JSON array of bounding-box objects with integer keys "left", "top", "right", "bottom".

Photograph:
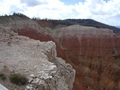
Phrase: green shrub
[
  {"left": 10, "top": 73, "right": 28, "bottom": 85},
  {"left": 0, "top": 73, "right": 6, "bottom": 80}
]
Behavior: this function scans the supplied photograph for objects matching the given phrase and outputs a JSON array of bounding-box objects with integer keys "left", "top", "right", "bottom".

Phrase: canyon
[{"left": 0, "top": 14, "right": 120, "bottom": 90}]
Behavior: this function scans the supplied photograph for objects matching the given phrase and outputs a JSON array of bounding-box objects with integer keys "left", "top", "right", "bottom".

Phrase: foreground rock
[{"left": 0, "top": 26, "right": 75, "bottom": 90}]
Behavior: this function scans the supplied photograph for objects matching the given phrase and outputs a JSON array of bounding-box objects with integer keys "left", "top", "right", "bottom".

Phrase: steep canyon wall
[
  {"left": 0, "top": 16, "right": 120, "bottom": 90},
  {"left": 51, "top": 25, "right": 120, "bottom": 90}
]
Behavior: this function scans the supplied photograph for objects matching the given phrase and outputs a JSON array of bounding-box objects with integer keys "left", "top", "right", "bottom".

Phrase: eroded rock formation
[
  {"left": 0, "top": 26, "right": 75, "bottom": 90},
  {"left": 51, "top": 25, "right": 120, "bottom": 90},
  {"left": 0, "top": 15, "right": 120, "bottom": 90}
]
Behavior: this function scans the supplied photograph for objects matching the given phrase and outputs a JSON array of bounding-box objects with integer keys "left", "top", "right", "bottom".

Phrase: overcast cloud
[
  {"left": 0, "top": 0, "right": 120, "bottom": 26},
  {"left": 20, "top": 0, "right": 40, "bottom": 6}
]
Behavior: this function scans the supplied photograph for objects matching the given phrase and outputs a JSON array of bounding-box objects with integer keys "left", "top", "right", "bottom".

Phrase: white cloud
[
  {"left": 74, "top": 0, "right": 120, "bottom": 26},
  {"left": 0, "top": 0, "right": 120, "bottom": 26}
]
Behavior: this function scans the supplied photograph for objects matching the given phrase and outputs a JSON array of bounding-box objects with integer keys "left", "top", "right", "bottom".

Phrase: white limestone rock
[{"left": 0, "top": 27, "right": 75, "bottom": 90}]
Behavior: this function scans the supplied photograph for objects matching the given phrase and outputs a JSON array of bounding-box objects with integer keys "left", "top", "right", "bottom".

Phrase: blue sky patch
[
  {"left": 61, "top": 0, "right": 110, "bottom": 5},
  {"left": 60, "top": 0, "right": 81, "bottom": 5}
]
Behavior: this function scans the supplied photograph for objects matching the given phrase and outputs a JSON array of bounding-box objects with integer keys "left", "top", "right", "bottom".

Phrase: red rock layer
[
  {"left": 36, "top": 20, "right": 53, "bottom": 28},
  {"left": 12, "top": 27, "right": 120, "bottom": 90},
  {"left": 61, "top": 35, "right": 120, "bottom": 58},
  {"left": 12, "top": 28, "right": 65, "bottom": 59},
  {"left": 57, "top": 35, "right": 120, "bottom": 90}
]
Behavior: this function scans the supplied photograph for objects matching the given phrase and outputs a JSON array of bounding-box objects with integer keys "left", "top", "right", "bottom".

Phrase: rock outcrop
[
  {"left": 0, "top": 26, "right": 75, "bottom": 90},
  {"left": 0, "top": 14, "right": 120, "bottom": 90}
]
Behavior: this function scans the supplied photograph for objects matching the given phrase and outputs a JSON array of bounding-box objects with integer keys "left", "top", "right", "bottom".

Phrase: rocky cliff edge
[{"left": 0, "top": 26, "right": 75, "bottom": 90}]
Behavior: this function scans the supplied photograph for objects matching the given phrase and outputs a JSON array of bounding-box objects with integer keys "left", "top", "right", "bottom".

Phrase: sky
[{"left": 0, "top": 0, "right": 120, "bottom": 26}]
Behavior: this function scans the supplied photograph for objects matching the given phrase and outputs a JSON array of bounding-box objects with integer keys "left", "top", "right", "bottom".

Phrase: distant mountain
[
  {"left": 116, "top": 26, "right": 120, "bottom": 28},
  {"left": 38, "top": 19, "right": 120, "bottom": 34},
  {"left": 1, "top": 13, "right": 119, "bottom": 34}
]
